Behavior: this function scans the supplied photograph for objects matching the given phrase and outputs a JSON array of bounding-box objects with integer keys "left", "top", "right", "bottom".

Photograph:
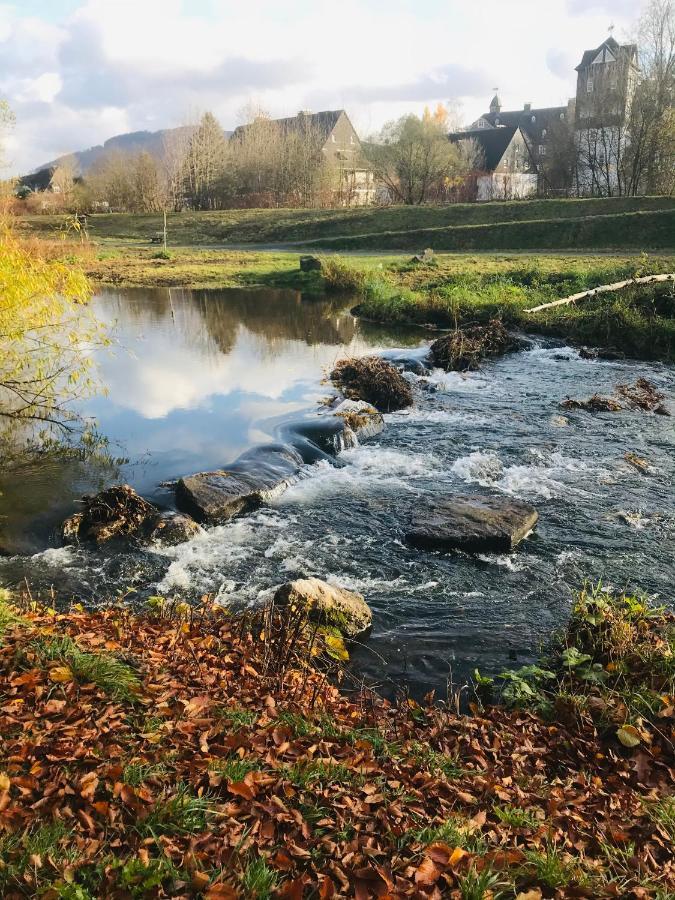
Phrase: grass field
[{"left": 21, "top": 195, "right": 675, "bottom": 251}]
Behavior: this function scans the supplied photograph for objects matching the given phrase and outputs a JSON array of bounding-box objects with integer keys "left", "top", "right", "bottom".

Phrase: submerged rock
[
  {"left": 562, "top": 394, "right": 623, "bottom": 412},
  {"left": 149, "top": 512, "right": 203, "bottom": 545},
  {"left": 176, "top": 445, "right": 303, "bottom": 523},
  {"left": 274, "top": 577, "right": 372, "bottom": 639},
  {"left": 430, "top": 319, "right": 518, "bottom": 372},
  {"left": 330, "top": 356, "right": 413, "bottom": 412},
  {"left": 331, "top": 399, "right": 385, "bottom": 443},
  {"left": 406, "top": 494, "right": 538, "bottom": 554},
  {"left": 61, "top": 484, "right": 159, "bottom": 547}
]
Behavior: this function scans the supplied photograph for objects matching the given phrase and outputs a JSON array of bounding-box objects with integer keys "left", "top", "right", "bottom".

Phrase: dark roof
[
  {"left": 448, "top": 126, "right": 519, "bottom": 171},
  {"left": 19, "top": 167, "right": 56, "bottom": 191},
  {"left": 482, "top": 105, "right": 567, "bottom": 142},
  {"left": 575, "top": 36, "right": 638, "bottom": 71},
  {"left": 232, "top": 110, "right": 345, "bottom": 142}
]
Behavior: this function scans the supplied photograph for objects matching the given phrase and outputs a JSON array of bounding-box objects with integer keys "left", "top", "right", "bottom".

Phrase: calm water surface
[{"left": 1, "top": 286, "right": 673, "bottom": 697}]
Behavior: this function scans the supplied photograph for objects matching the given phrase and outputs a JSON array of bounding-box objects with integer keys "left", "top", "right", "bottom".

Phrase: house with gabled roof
[
  {"left": 448, "top": 124, "right": 538, "bottom": 201},
  {"left": 232, "top": 109, "right": 374, "bottom": 205}
]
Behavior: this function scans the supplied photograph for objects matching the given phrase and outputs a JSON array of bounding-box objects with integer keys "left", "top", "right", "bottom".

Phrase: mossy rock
[{"left": 274, "top": 577, "right": 372, "bottom": 640}]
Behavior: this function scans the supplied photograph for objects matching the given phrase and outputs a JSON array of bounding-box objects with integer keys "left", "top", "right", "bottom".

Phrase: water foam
[{"left": 451, "top": 448, "right": 591, "bottom": 500}]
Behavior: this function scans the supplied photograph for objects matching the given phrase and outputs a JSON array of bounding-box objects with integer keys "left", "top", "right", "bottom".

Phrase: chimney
[{"left": 523, "top": 102, "right": 532, "bottom": 112}]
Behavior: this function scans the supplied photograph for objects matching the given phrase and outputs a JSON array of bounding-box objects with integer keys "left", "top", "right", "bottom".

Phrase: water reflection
[{"left": 0, "top": 286, "right": 422, "bottom": 551}]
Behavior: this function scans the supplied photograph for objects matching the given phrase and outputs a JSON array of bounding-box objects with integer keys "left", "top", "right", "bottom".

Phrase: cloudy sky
[{"left": 0, "top": 0, "right": 641, "bottom": 175}]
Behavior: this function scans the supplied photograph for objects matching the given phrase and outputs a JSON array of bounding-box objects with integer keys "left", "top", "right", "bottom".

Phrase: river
[{"left": 0, "top": 286, "right": 673, "bottom": 698}]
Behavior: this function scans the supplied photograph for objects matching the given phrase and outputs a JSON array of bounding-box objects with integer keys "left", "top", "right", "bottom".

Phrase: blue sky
[{"left": 0, "top": 0, "right": 640, "bottom": 174}]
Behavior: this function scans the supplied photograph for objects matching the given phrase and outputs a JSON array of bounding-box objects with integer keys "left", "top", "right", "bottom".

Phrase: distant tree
[
  {"left": 133, "top": 151, "right": 164, "bottom": 212},
  {"left": 183, "top": 112, "right": 228, "bottom": 210},
  {"left": 365, "top": 114, "right": 468, "bottom": 204},
  {"left": 623, "top": 0, "right": 675, "bottom": 194},
  {"left": 50, "top": 156, "right": 77, "bottom": 197},
  {"left": 87, "top": 151, "right": 135, "bottom": 211},
  {"left": 161, "top": 127, "right": 192, "bottom": 211}
]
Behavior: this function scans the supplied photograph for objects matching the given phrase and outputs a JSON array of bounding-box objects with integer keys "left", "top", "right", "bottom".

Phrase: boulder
[
  {"left": 300, "top": 255, "right": 323, "bottom": 272},
  {"left": 148, "top": 512, "right": 203, "bottom": 545},
  {"left": 332, "top": 399, "right": 385, "bottom": 443},
  {"left": 411, "top": 248, "right": 435, "bottom": 264},
  {"left": 176, "top": 445, "right": 303, "bottom": 523},
  {"left": 406, "top": 494, "right": 538, "bottom": 554},
  {"left": 331, "top": 356, "right": 413, "bottom": 412},
  {"left": 61, "top": 484, "right": 159, "bottom": 546},
  {"left": 274, "top": 577, "right": 372, "bottom": 639}
]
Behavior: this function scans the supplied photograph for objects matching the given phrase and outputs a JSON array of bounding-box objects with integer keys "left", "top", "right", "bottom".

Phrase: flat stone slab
[
  {"left": 406, "top": 494, "right": 538, "bottom": 554},
  {"left": 176, "top": 445, "right": 303, "bottom": 523}
]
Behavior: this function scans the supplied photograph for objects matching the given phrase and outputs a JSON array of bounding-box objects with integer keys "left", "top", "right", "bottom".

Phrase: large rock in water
[
  {"left": 148, "top": 512, "right": 203, "bottom": 545},
  {"left": 176, "top": 445, "right": 303, "bottom": 523},
  {"left": 406, "top": 495, "right": 538, "bottom": 553},
  {"left": 274, "top": 577, "right": 372, "bottom": 639},
  {"left": 61, "top": 484, "right": 159, "bottom": 546},
  {"left": 331, "top": 399, "right": 385, "bottom": 443}
]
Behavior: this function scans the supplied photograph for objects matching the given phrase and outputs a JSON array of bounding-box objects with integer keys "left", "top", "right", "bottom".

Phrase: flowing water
[{"left": 1, "top": 286, "right": 673, "bottom": 698}]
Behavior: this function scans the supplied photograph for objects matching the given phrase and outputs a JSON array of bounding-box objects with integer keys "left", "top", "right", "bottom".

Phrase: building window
[
  {"left": 539, "top": 144, "right": 546, "bottom": 155},
  {"left": 531, "top": 115, "right": 536, "bottom": 123},
  {"left": 587, "top": 78, "right": 594, "bottom": 93},
  {"left": 542, "top": 128, "right": 547, "bottom": 138},
  {"left": 560, "top": 111, "right": 565, "bottom": 119}
]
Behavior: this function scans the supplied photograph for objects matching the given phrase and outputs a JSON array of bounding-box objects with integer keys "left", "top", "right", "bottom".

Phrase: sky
[{"left": 0, "top": 0, "right": 643, "bottom": 175}]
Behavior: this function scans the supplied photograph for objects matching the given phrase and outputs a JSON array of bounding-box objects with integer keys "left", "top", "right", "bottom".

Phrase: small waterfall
[{"left": 333, "top": 427, "right": 358, "bottom": 454}]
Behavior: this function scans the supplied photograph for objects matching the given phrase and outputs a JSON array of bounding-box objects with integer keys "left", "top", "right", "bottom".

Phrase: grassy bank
[
  {"left": 310, "top": 208, "right": 675, "bottom": 252},
  {"left": 320, "top": 254, "right": 675, "bottom": 362},
  {"left": 0, "top": 586, "right": 672, "bottom": 898},
  {"left": 20, "top": 196, "right": 675, "bottom": 251}
]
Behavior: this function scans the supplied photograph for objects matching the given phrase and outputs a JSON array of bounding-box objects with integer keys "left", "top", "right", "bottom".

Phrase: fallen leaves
[{"left": 0, "top": 602, "right": 672, "bottom": 899}]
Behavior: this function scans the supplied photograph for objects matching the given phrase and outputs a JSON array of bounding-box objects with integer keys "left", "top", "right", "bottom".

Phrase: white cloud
[{"left": 0, "top": 0, "right": 645, "bottom": 174}]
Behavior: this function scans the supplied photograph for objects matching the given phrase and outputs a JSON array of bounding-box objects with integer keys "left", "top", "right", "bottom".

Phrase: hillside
[{"left": 34, "top": 124, "right": 233, "bottom": 176}]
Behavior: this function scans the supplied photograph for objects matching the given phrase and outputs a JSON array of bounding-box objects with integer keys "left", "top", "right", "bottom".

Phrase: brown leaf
[
  {"left": 227, "top": 780, "right": 256, "bottom": 800},
  {"left": 415, "top": 857, "right": 441, "bottom": 886}
]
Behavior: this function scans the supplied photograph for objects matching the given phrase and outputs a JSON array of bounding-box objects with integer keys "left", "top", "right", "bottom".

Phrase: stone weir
[{"left": 175, "top": 401, "right": 385, "bottom": 525}]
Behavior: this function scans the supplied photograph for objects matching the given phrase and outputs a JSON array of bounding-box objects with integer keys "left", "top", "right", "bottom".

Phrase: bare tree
[{"left": 183, "top": 112, "right": 228, "bottom": 210}]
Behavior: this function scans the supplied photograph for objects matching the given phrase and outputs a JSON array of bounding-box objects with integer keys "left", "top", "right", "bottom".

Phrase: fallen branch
[{"left": 524, "top": 273, "right": 675, "bottom": 314}]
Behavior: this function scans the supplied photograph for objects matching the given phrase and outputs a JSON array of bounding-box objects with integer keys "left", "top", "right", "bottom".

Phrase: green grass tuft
[{"left": 32, "top": 634, "right": 141, "bottom": 702}]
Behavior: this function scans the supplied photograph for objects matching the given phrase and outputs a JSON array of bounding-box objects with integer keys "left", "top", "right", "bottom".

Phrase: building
[
  {"left": 232, "top": 109, "right": 374, "bottom": 206},
  {"left": 447, "top": 124, "right": 538, "bottom": 201},
  {"left": 452, "top": 35, "right": 639, "bottom": 199},
  {"left": 573, "top": 36, "right": 639, "bottom": 194}
]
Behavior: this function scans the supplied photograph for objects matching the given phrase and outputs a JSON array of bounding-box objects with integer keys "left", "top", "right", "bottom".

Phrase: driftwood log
[{"left": 524, "top": 273, "right": 675, "bottom": 314}]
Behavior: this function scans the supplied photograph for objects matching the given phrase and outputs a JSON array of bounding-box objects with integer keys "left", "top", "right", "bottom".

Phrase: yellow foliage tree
[{"left": 0, "top": 226, "right": 106, "bottom": 459}]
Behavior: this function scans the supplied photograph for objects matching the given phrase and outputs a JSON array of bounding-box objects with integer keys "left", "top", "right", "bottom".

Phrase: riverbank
[
  {"left": 15, "top": 233, "right": 675, "bottom": 363},
  {"left": 86, "top": 246, "right": 675, "bottom": 362},
  {"left": 0, "top": 585, "right": 673, "bottom": 898}
]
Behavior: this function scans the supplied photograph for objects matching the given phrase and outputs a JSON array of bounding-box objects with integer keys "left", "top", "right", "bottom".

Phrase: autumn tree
[{"left": 365, "top": 114, "right": 468, "bottom": 204}]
